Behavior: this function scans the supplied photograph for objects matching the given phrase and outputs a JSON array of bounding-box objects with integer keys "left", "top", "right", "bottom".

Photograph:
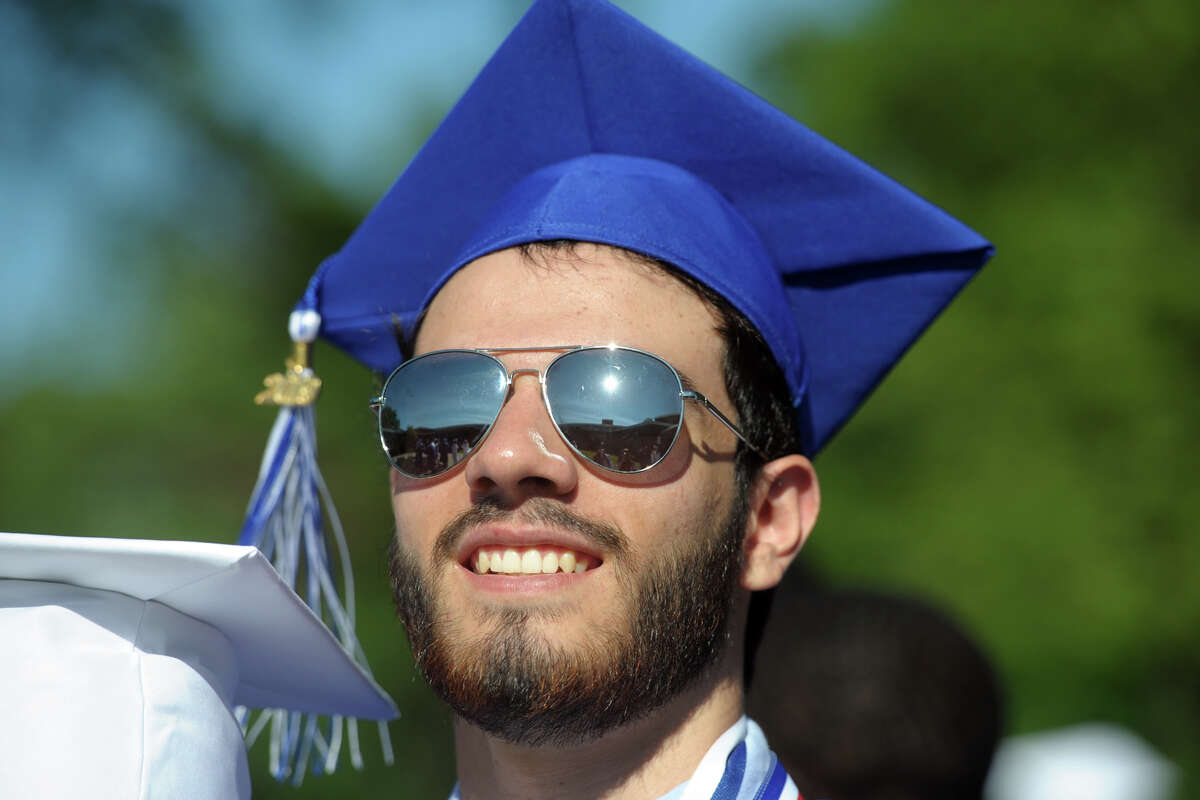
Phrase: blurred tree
[{"left": 755, "top": 1, "right": 1199, "bottom": 795}]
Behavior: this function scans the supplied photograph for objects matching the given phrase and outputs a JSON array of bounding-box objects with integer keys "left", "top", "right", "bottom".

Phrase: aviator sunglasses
[{"left": 370, "top": 345, "right": 762, "bottom": 479}]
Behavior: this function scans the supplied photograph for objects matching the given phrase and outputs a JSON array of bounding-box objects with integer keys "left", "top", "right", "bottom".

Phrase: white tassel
[{"left": 237, "top": 310, "right": 394, "bottom": 783}]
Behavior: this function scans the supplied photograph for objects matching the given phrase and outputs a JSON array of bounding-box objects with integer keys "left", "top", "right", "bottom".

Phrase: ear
[{"left": 741, "top": 454, "right": 820, "bottom": 591}]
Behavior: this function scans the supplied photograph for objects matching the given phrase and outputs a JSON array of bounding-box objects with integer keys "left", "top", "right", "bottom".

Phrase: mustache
[{"left": 431, "top": 497, "right": 630, "bottom": 565}]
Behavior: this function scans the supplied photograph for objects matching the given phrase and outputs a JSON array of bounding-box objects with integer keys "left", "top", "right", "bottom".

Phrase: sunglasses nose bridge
[
  {"left": 504, "top": 366, "right": 545, "bottom": 399},
  {"left": 506, "top": 367, "right": 544, "bottom": 382},
  {"left": 497, "top": 366, "right": 549, "bottom": 417}
]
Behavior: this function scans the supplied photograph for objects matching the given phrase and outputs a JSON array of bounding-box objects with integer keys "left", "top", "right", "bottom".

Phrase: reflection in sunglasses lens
[
  {"left": 380, "top": 352, "right": 508, "bottom": 477},
  {"left": 546, "top": 349, "right": 682, "bottom": 472}
]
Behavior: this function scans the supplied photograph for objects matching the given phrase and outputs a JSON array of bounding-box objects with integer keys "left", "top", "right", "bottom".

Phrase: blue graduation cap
[
  {"left": 239, "top": 0, "right": 993, "bottom": 775},
  {"left": 303, "top": 0, "right": 993, "bottom": 454}
]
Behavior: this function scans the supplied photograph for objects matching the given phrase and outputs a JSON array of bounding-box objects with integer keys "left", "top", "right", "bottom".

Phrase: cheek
[
  {"left": 391, "top": 480, "right": 463, "bottom": 553},
  {"left": 618, "top": 469, "right": 734, "bottom": 560}
]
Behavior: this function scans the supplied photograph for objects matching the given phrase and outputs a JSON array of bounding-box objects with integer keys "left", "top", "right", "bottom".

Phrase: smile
[{"left": 469, "top": 547, "right": 599, "bottom": 575}]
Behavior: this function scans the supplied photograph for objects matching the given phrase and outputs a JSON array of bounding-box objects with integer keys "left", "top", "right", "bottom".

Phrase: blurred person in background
[{"left": 747, "top": 570, "right": 1003, "bottom": 800}]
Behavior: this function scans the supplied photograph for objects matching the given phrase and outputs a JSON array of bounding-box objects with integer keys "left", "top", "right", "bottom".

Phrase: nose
[{"left": 464, "top": 371, "right": 578, "bottom": 504}]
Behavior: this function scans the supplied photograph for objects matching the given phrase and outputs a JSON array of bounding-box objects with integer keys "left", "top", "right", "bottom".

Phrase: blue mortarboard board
[{"left": 301, "top": 0, "right": 993, "bottom": 454}]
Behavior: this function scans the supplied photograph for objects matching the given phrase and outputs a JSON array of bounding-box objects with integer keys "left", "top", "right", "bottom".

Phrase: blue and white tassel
[{"left": 236, "top": 307, "right": 394, "bottom": 785}]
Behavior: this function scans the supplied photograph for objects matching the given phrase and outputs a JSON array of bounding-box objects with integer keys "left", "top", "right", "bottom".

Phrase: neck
[{"left": 453, "top": 660, "right": 743, "bottom": 800}]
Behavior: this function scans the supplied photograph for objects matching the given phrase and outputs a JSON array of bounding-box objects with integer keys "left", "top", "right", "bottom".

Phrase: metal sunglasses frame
[{"left": 368, "top": 344, "right": 764, "bottom": 478}]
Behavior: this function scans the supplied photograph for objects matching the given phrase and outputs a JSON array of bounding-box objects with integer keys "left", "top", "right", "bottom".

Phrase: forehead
[{"left": 416, "top": 245, "right": 723, "bottom": 368}]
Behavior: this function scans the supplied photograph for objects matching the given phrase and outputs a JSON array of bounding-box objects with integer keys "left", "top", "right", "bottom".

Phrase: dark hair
[
  {"left": 746, "top": 580, "right": 1004, "bottom": 800},
  {"left": 394, "top": 240, "right": 804, "bottom": 684}
]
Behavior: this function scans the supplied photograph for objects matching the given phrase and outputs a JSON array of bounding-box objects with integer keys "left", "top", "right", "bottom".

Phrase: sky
[{"left": 0, "top": 0, "right": 873, "bottom": 400}]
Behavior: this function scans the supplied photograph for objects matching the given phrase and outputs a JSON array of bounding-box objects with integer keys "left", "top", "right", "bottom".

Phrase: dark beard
[{"left": 388, "top": 494, "right": 747, "bottom": 746}]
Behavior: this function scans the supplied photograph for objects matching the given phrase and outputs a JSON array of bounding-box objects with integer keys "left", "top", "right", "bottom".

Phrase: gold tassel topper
[{"left": 255, "top": 339, "right": 322, "bottom": 407}]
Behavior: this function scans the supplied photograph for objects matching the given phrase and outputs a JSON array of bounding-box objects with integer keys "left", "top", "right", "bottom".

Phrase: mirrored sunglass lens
[
  {"left": 378, "top": 352, "right": 507, "bottom": 477},
  {"left": 545, "top": 349, "right": 682, "bottom": 472}
]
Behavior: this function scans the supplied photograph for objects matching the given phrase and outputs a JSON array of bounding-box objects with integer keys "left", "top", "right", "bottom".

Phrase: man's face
[{"left": 388, "top": 244, "right": 749, "bottom": 744}]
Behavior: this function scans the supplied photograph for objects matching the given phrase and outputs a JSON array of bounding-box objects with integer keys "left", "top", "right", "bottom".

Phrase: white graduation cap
[
  {"left": 0, "top": 532, "right": 397, "bottom": 800},
  {"left": 985, "top": 722, "right": 1179, "bottom": 800}
]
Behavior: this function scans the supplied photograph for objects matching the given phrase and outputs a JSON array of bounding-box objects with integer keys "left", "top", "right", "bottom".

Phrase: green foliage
[{"left": 758, "top": 0, "right": 1199, "bottom": 794}]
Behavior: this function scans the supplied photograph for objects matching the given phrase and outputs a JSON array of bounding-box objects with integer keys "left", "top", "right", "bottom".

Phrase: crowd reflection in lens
[
  {"left": 378, "top": 348, "right": 688, "bottom": 477},
  {"left": 400, "top": 431, "right": 477, "bottom": 476},
  {"left": 379, "top": 403, "right": 488, "bottom": 478},
  {"left": 382, "top": 415, "right": 679, "bottom": 476},
  {"left": 554, "top": 422, "right": 676, "bottom": 472}
]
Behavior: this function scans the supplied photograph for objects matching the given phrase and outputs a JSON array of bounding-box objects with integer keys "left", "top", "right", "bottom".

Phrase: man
[
  {"left": 385, "top": 241, "right": 817, "bottom": 798},
  {"left": 245, "top": 0, "right": 993, "bottom": 796}
]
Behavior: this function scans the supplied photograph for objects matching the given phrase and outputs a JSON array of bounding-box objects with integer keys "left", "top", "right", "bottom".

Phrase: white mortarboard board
[{"left": 0, "top": 532, "right": 397, "bottom": 800}]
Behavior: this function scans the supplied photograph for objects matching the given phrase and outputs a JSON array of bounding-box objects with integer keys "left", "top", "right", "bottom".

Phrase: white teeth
[{"left": 471, "top": 547, "right": 596, "bottom": 575}]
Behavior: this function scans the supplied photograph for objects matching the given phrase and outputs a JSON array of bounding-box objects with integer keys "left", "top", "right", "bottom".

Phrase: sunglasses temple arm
[{"left": 682, "top": 391, "right": 766, "bottom": 459}]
